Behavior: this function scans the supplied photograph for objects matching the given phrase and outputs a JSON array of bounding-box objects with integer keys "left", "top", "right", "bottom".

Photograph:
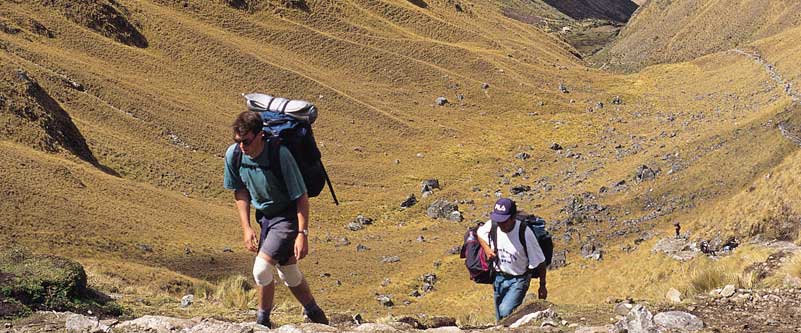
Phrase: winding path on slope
[{"left": 731, "top": 48, "right": 801, "bottom": 146}]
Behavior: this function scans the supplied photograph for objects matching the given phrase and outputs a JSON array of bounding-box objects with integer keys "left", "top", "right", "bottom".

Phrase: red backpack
[{"left": 460, "top": 222, "right": 498, "bottom": 284}]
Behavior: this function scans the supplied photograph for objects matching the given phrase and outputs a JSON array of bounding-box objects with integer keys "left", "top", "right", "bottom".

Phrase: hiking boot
[
  {"left": 304, "top": 307, "right": 329, "bottom": 325},
  {"left": 256, "top": 312, "right": 272, "bottom": 329}
]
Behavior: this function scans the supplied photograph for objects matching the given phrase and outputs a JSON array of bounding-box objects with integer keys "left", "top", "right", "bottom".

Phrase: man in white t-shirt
[{"left": 477, "top": 198, "right": 547, "bottom": 321}]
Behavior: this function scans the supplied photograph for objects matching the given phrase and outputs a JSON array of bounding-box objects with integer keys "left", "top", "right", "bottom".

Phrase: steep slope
[{"left": 594, "top": 0, "right": 801, "bottom": 72}]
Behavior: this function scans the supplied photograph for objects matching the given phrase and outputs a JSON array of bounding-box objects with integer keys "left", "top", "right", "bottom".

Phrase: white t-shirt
[{"left": 477, "top": 219, "right": 546, "bottom": 276}]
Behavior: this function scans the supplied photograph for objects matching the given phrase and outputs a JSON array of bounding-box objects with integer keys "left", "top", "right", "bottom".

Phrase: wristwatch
[{"left": 299, "top": 229, "right": 309, "bottom": 237}]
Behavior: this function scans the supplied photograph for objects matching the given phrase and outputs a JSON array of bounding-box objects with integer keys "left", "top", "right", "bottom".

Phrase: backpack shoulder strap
[
  {"left": 489, "top": 221, "right": 499, "bottom": 270},
  {"left": 232, "top": 144, "right": 243, "bottom": 171},
  {"left": 518, "top": 219, "right": 529, "bottom": 260},
  {"left": 267, "top": 137, "right": 284, "bottom": 181}
]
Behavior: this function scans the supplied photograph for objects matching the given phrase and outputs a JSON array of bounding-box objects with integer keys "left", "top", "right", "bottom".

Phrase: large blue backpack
[
  {"left": 518, "top": 215, "right": 554, "bottom": 267},
  {"left": 232, "top": 94, "right": 338, "bottom": 205}
]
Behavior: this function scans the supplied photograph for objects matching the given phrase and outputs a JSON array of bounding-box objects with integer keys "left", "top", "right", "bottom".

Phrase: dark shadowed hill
[{"left": 543, "top": 0, "right": 638, "bottom": 23}]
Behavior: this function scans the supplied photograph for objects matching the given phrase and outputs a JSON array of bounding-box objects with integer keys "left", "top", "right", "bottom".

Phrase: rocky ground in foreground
[{"left": 3, "top": 286, "right": 801, "bottom": 333}]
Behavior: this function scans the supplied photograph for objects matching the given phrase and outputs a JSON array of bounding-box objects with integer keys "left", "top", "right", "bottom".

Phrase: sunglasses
[{"left": 235, "top": 133, "right": 259, "bottom": 147}]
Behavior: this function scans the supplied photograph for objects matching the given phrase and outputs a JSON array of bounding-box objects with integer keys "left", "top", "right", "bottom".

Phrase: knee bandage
[
  {"left": 276, "top": 264, "right": 303, "bottom": 287},
  {"left": 252, "top": 256, "right": 274, "bottom": 286}
]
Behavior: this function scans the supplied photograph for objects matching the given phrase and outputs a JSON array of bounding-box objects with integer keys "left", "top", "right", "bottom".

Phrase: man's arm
[
  {"left": 294, "top": 193, "right": 310, "bottom": 260},
  {"left": 535, "top": 262, "right": 547, "bottom": 300},
  {"left": 477, "top": 237, "right": 496, "bottom": 261},
  {"left": 235, "top": 188, "right": 258, "bottom": 253}
]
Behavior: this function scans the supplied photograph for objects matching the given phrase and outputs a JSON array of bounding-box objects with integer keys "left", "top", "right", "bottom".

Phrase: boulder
[
  {"left": 666, "top": 288, "right": 682, "bottom": 304},
  {"left": 428, "top": 316, "right": 457, "bottom": 328},
  {"left": 614, "top": 304, "right": 656, "bottom": 333},
  {"left": 426, "top": 199, "right": 462, "bottom": 222},
  {"left": 180, "top": 294, "right": 194, "bottom": 308},
  {"left": 352, "top": 323, "right": 399, "bottom": 332},
  {"left": 435, "top": 97, "right": 448, "bottom": 106},
  {"left": 635, "top": 165, "right": 658, "bottom": 182},
  {"left": 116, "top": 315, "right": 196, "bottom": 332},
  {"left": 400, "top": 194, "right": 418, "bottom": 208},
  {"left": 653, "top": 311, "right": 703, "bottom": 331},
  {"left": 185, "top": 318, "right": 254, "bottom": 333},
  {"left": 720, "top": 284, "right": 736, "bottom": 298},
  {"left": 65, "top": 313, "right": 110, "bottom": 333}
]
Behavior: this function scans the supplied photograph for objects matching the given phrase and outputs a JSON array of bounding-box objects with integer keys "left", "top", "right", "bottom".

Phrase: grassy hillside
[
  {"left": 2, "top": 0, "right": 801, "bottom": 325},
  {"left": 594, "top": 0, "right": 801, "bottom": 72}
]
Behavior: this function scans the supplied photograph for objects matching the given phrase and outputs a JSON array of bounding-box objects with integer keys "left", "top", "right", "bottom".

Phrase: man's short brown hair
[{"left": 232, "top": 111, "right": 262, "bottom": 139}]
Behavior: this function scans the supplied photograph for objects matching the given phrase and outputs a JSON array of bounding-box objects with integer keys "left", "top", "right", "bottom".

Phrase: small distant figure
[
  {"left": 699, "top": 240, "right": 716, "bottom": 256},
  {"left": 722, "top": 237, "right": 740, "bottom": 253},
  {"left": 674, "top": 222, "right": 681, "bottom": 239}
]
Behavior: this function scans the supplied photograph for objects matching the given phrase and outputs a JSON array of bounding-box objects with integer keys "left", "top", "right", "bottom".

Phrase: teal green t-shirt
[{"left": 223, "top": 143, "right": 307, "bottom": 216}]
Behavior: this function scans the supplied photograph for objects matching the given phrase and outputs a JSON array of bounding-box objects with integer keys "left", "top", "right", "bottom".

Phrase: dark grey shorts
[{"left": 257, "top": 208, "right": 299, "bottom": 265}]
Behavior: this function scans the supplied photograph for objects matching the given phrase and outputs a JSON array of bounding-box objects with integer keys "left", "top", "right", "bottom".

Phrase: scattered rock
[
  {"left": 396, "top": 316, "right": 423, "bottom": 329},
  {"left": 614, "top": 304, "right": 654, "bottom": 333},
  {"left": 382, "top": 256, "right": 400, "bottom": 263},
  {"left": 356, "top": 244, "right": 369, "bottom": 252},
  {"left": 721, "top": 284, "right": 736, "bottom": 298},
  {"left": 426, "top": 199, "right": 462, "bottom": 222},
  {"left": 375, "top": 294, "right": 394, "bottom": 307},
  {"left": 421, "top": 179, "right": 441, "bottom": 194},
  {"left": 137, "top": 243, "right": 153, "bottom": 252},
  {"left": 347, "top": 222, "right": 364, "bottom": 231},
  {"left": 612, "top": 96, "right": 623, "bottom": 105},
  {"left": 336, "top": 237, "right": 351, "bottom": 246},
  {"left": 635, "top": 165, "right": 658, "bottom": 182},
  {"left": 653, "top": 311, "right": 703, "bottom": 331},
  {"left": 180, "top": 294, "right": 193, "bottom": 308},
  {"left": 428, "top": 316, "right": 457, "bottom": 328},
  {"left": 510, "top": 185, "right": 531, "bottom": 195},
  {"left": 400, "top": 194, "right": 417, "bottom": 208},
  {"left": 666, "top": 288, "right": 682, "bottom": 304},
  {"left": 515, "top": 152, "right": 531, "bottom": 160}
]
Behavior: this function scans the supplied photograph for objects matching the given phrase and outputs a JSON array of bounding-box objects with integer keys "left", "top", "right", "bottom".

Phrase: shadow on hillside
[
  {"left": 17, "top": 71, "right": 120, "bottom": 177},
  {"left": 407, "top": 0, "right": 429, "bottom": 9},
  {"left": 543, "top": 0, "right": 638, "bottom": 23}
]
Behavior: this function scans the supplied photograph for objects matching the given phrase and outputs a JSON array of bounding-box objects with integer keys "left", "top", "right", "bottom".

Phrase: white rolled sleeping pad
[{"left": 243, "top": 92, "right": 318, "bottom": 124}]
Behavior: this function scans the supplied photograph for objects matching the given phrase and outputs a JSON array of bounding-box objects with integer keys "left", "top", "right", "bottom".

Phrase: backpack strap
[
  {"left": 519, "top": 219, "right": 529, "bottom": 260},
  {"left": 232, "top": 144, "right": 243, "bottom": 171},
  {"left": 319, "top": 162, "right": 339, "bottom": 205},
  {"left": 489, "top": 221, "right": 499, "bottom": 271},
  {"left": 266, "top": 136, "right": 284, "bottom": 181}
]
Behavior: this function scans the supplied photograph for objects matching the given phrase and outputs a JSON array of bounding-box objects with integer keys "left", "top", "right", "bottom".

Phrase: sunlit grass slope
[{"left": 2, "top": 0, "right": 801, "bottom": 324}]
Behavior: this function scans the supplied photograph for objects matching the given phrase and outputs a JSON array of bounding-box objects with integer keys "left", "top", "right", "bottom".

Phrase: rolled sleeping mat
[{"left": 243, "top": 92, "right": 318, "bottom": 124}]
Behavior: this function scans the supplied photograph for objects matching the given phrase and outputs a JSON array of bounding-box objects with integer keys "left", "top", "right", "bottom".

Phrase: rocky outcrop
[{"left": 36, "top": 0, "right": 148, "bottom": 48}]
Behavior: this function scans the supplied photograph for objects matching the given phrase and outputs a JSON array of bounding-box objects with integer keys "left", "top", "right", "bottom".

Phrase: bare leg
[
  {"left": 280, "top": 257, "right": 315, "bottom": 306},
  {"left": 257, "top": 252, "right": 278, "bottom": 312},
  {"left": 288, "top": 278, "right": 314, "bottom": 306}
]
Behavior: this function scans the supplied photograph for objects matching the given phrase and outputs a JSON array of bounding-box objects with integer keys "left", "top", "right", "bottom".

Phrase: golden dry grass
[{"left": 2, "top": 0, "right": 801, "bottom": 323}]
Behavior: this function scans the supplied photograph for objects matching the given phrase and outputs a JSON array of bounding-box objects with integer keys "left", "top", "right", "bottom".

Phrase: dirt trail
[{"left": 731, "top": 49, "right": 801, "bottom": 147}]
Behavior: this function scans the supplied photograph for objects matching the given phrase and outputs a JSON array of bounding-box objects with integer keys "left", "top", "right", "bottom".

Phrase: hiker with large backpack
[
  {"left": 476, "top": 198, "right": 548, "bottom": 322},
  {"left": 223, "top": 99, "right": 331, "bottom": 327}
]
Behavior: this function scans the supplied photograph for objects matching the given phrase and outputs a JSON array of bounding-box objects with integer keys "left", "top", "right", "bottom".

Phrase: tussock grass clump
[
  {"left": 686, "top": 263, "right": 758, "bottom": 295},
  {"left": 213, "top": 275, "right": 254, "bottom": 310}
]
